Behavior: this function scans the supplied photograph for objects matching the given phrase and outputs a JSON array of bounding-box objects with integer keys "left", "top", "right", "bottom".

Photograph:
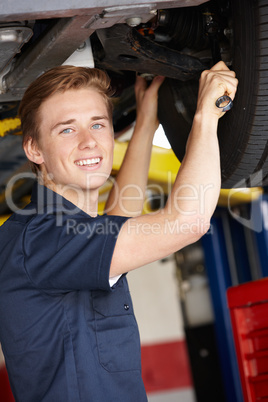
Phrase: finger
[
  {"left": 202, "top": 69, "right": 236, "bottom": 84},
  {"left": 203, "top": 70, "right": 238, "bottom": 97},
  {"left": 214, "top": 80, "right": 238, "bottom": 116},
  {"left": 135, "top": 75, "right": 147, "bottom": 96},
  {"left": 220, "top": 77, "right": 238, "bottom": 99},
  {"left": 134, "top": 80, "right": 146, "bottom": 109},
  {"left": 212, "top": 71, "right": 236, "bottom": 81},
  {"left": 146, "top": 76, "right": 165, "bottom": 96},
  {"left": 210, "top": 60, "right": 230, "bottom": 72}
]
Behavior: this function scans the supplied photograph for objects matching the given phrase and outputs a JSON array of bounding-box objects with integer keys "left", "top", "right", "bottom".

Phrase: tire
[{"left": 159, "top": 0, "right": 268, "bottom": 189}]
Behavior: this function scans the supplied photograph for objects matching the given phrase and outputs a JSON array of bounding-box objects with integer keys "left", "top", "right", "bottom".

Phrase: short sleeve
[{"left": 23, "top": 213, "right": 129, "bottom": 293}]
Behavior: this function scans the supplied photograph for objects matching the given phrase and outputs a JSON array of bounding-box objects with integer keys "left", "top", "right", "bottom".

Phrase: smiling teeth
[{"left": 75, "top": 158, "right": 101, "bottom": 166}]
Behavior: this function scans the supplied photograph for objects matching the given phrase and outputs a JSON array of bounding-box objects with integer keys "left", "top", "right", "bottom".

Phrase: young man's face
[{"left": 30, "top": 88, "right": 114, "bottom": 193}]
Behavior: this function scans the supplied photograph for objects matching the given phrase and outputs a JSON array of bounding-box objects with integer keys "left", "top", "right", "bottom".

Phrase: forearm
[
  {"left": 106, "top": 122, "right": 155, "bottom": 216},
  {"left": 163, "top": 62, "right": 238, "bottom": 229},
  {"left": 164, "top": 112, "right": 220, "bottom": 229},
  {"left": 106, "top": 75, "right": 164, "bottom": 216}
]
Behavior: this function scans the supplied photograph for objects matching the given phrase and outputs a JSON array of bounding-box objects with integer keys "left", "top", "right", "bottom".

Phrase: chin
[{"left": 83, "top": 178, "right": 108, "bottom": 191}]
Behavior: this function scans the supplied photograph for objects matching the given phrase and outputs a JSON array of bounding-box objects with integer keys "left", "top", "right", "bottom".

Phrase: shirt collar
[{"left": 30, "top": 181, "right": 83, "bottom": 215}]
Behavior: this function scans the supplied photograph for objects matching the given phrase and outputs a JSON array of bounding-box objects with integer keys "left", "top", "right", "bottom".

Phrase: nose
[{"left": 78, "top": 129, "right": 97, "bottom": 150}]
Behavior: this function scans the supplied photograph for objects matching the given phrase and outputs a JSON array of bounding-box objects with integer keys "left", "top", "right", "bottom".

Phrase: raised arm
[
  {"left": 110, "top": 61, "right": 238, "bottom": 276},
  {"left": 105, "top": 75, "right": 164, "bottom": 216}
]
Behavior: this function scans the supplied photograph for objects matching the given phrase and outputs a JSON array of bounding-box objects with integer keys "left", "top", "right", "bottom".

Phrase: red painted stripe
[
  {"left": 0, "top": 366, "right": 15, "bottom": 402},
  {"left": 141, "top": 339, "right": 193, "bottom": 393}
]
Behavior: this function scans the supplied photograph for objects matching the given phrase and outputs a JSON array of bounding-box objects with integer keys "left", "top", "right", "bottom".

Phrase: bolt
[
  {"left": 77, "top": 42, "right": 86, "bottom": 51},
  {"left": 126, "top": 17, "right": 142, "bottom": 27},
  {"left": 158, "top": 10, "right": 168, "bottom": 26},
  {"left": 224, "top": 28, "right": 233, "bottom": 37}
]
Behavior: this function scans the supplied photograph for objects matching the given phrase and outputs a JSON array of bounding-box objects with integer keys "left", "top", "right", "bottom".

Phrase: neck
[
  {"left": 39, "top": 175, "right": 99, "bottom": 216},
  {"left": 56, "top": 185, "right": 99, "bottom": 217}
]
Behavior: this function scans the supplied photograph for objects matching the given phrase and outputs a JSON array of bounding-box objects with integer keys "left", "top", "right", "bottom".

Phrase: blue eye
[
  {"left": 62, "top": 128, "right": 73, "bottom": 134},
  {"left": 92, "top": 123, "right": 102, "bottom": 130}
]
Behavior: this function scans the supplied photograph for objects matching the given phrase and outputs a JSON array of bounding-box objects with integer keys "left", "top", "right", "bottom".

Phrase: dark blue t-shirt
[{"left": 0, "top": 183, "right": 147, "bottom": 402}]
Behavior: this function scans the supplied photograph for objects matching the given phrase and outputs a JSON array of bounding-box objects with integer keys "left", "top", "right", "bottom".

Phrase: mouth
[{"left": 74, "top": 157, "right": 101, "bottom": 167}]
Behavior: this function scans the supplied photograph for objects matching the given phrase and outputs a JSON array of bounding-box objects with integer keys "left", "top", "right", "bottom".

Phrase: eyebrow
[
  {"left": 51, "top": 119, "right": 75, "bottom": 132},
  {"left": 51, "top": 115, "right": 109, "bottom": 132},
  {"left": 91, "top": 115, "right": 109, "bottom": 121}
]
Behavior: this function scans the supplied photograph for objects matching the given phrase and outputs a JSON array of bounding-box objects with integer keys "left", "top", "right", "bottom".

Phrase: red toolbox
[{"left": 227, "top": 278, "right": 268, "bottom": 401}]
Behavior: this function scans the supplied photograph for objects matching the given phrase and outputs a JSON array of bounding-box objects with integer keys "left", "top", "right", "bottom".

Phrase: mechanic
[{"left": 0, "top": 61, "right": 237, "bottom": 402}]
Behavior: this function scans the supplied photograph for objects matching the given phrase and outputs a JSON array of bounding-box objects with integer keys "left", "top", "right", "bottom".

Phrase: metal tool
[{"left": 215, "top": 94, "right": 233, "bottom": 112}]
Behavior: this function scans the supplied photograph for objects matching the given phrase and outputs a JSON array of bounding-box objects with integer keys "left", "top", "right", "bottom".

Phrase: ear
[{"left": 23, "top": 137, "right": 44, "bottom": 165}]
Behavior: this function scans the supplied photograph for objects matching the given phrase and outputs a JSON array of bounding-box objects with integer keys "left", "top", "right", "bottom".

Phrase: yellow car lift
[{"left": 112, "top": 140, "right": 263, "bottom": 207}]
